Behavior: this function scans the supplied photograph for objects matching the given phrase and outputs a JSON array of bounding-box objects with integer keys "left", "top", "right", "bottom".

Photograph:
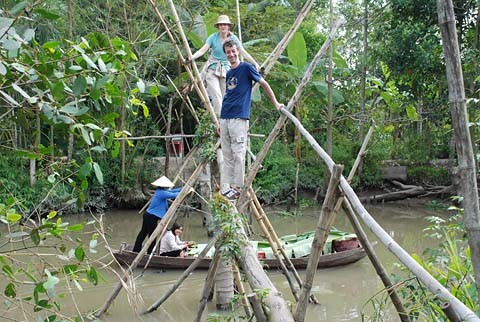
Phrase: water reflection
[{"left": 1, "top": 203, "right": 448, "bottom": 321}]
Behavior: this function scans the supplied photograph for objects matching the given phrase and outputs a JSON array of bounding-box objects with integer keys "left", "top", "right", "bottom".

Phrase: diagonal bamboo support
[
  {"left": 253, "top": 0, "right": 315, "bottom": 91},
  {"left": 342, "top": 199, "right": 410, "bottom": 322},
  {"left": 144, "top": 232, "right": 221, "bottom": 314},
  {"left": 323, "top": 123, "right": 411, "bottom": 322},
  {"left": 165, "top": 0, "right": 220, "bottom": 127},
  {"left": 146, "top": 0, "right": 218, "bottom": 127},
  {"left": 249, "top": 195, "right": 300, "bottom": 301},
  {"left": 237, "top": 18, "right": 345, "bottom": 212},
  {"left": 138, "top": 143, "right": 201, "bottom": 216},
  {"left": 294, "top": 165, "right": 343, "bottom": 322},
  {"left": 250, "top": 188, "right": 318, "bottom": 302},
  {"left": 279, "top": 107, "right": 480, "bottom": 321},
  {"left": 232, "top": 261, "right": 253, "bottom": 318}
]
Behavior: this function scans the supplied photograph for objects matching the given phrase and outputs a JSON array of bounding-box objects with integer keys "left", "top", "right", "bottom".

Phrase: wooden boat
[{"left": 112, "top": 230, "right": 367, "bottom": 270}]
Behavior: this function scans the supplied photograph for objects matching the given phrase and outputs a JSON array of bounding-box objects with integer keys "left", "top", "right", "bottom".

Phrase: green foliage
[
  {"left": 209, "top": 194, "right": 248, "bottom": 259},
  {"left": 370, "top": 211, "right": 479, "bottom": 321},
  {"left": 408, "top": 166, "right": 451, "bottom": 186},
  {"left": 193, "top": 109, "right": 218, "bottom": 161},
  {"left": 253, "top": 141, "right": 297, "bottom": 202},
  {"left": 0, "top": 202, "right": 104, "bottom": 321}
]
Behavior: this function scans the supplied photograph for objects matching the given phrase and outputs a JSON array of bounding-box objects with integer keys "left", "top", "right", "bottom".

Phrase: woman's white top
[{"left": 159, "top": 231, "right": 184, "bottom": 254}]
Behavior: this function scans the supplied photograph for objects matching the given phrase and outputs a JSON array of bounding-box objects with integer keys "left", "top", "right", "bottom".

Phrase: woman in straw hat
[
  {"left": 185, "top": 14, "right": 260, "bottom": 116},
  {"left": 132, "top": 176, "right": 192, "bottom": 253}
]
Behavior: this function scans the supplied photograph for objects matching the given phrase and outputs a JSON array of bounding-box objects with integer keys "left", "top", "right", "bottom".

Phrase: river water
[{"left": 1, "top": 202, "right": 449, "bottom": 321}]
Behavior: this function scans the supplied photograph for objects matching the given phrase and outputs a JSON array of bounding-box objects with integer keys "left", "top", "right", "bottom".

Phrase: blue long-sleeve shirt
[{"left": 146, "top": 187, "right": 182, "bottom": 219}]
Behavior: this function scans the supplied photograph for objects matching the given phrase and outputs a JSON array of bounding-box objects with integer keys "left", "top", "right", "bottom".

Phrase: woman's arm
[{"left": 186, "top": 42, "right": 210, "bottom": 63}]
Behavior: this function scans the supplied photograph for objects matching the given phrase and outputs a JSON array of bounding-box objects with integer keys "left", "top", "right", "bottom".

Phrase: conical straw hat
[{"left": 151, "top": 176, "right": 174, "bottom": 188}]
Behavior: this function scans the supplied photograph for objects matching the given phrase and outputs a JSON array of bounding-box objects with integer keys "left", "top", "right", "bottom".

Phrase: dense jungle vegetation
[{"left": 2, "top": 0, "right": 478, "bottom": 215}]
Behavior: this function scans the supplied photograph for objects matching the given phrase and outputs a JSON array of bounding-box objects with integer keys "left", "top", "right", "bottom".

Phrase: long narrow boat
[{"left": 112, "top": 230, "right": 367, "bottom": 269}]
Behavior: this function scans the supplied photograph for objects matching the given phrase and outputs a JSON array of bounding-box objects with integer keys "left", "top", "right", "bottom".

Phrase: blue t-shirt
[
  {"left": 220, "top": 62, "right": 261, "bottom": 120},
  {"left": 206, "top": 32, "right": 242, "bottom": 70},
  {"left": 146, "top": 187, "right": 182, "bottom": 219}
]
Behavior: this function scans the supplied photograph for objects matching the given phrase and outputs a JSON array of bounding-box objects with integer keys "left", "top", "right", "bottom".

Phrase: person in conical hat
[
  {"left": 184, "top": 14, "right": 260, "bottom": 117},
  {"left": 133, "top": 176, "right": 194, "bottom": 253},
  {"left": 150, "top": 175, "right": 174, "bottom": 188}
]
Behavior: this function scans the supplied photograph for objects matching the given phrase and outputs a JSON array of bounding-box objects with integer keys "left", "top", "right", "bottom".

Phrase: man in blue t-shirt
[{"left": 220, "top": 40, "right": 284, "bottom": 199}]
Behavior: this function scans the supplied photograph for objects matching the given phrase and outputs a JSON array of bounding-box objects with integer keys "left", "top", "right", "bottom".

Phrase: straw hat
[
  {"left": 151, "top": 176, "right": 174, "bottom": 188},
  {"left": 214, "top": 15, "right": 233, "bottom": 27}
]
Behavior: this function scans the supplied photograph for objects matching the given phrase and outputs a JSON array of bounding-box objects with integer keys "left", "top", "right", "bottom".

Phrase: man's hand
[{"left": 276, "top": 103, "right": 285, "bottom": 111}]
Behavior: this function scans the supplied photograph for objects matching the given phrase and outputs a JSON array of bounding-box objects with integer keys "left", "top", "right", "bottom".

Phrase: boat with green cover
[{"left": 112, "top": 228, "right": 366, "bottom": 269}]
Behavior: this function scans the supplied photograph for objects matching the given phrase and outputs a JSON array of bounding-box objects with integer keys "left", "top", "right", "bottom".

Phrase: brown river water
[{"left": 1, "top": 202, "right": 449, "bottom": 321}]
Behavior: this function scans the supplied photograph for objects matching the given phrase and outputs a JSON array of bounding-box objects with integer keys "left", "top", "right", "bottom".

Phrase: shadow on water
[{"left": 1, "top": 203, "right": 449, "bottom": 321}]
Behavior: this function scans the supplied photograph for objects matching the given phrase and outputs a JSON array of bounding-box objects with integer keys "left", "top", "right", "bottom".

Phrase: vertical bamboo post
[
  {"left": 438, "top": 0, "right": 480, "bottom": 306},
  {"left": 294, "top": 165, "right": 343, "bottom": 322}
]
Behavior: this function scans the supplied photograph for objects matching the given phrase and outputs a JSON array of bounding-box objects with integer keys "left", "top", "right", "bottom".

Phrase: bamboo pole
[
  {"left": 139, "top": 221, "right": 170, "bottom": 274},
  {"left": 279, "top": 107, "right": 480, "bottom": 321},
  {"left": 438, "top": 0, "right": 480, "bottom": 306},
  {"left": 249, "top": 187, "right": 313, "bottom": 302},
  {"left": 96, "top": 141, "right": 220, "bottom": 317},
  {"left": 144, "top": 233, "right": 221, "bottom": 313},
  {"left": 321, "top": 123, "right": 410, "bottom": 321},
  {"left": 254, "top": 0, "right": 315, "bottom": 89},
  {"left": 237, "top": 18, "right": 345, "bottom": 212},
  {"left": 342, "top": 200, "right": 410, "bottom": 322},
  {"left": 194, "top": 252, "right": 221, "bottom": 322},
  {"left": 232, "top": 261, "right": 253, "bottom": 318},
  {"left": 146, "top": 0, "right": 218, "bottom": 128},
  {"left": 247, "top": 293, "right": 267, "bottom": 322},
  {"left": 249, "top": 197, "right": 300, "bottom": 301},
  {"left": 164, "top": 0, "right": 219, "bottom": 128},
  {"left": 294, "top": 165, "right": 343, "bottom": 322}
]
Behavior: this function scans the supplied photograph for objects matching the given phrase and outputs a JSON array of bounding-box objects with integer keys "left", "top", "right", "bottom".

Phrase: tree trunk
[
  {"left": 66, "top": 0, "right": 74, "bottom": 162},
  {"left": 438, "top": 0, "right": 480, "bottom": 307},
  {"left": 237, "top": 243, "right": 294, "bottom": 321},
  {"left": 31, "top": 108, "right": 40, "bottom": 187},
  {"left": 215, "top": 257, "right": 234, "bottom": 310},
  {"left": 359, "top": 0, "right": 368, "bottom": 165},
  {"left": 120, "top": 103, "right": 126, "bottom": 186}
]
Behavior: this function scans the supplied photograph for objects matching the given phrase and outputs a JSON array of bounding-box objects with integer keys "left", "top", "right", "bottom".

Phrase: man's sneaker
[{"left": 221, "top": 188, "right": 239, "bottom": 201}]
